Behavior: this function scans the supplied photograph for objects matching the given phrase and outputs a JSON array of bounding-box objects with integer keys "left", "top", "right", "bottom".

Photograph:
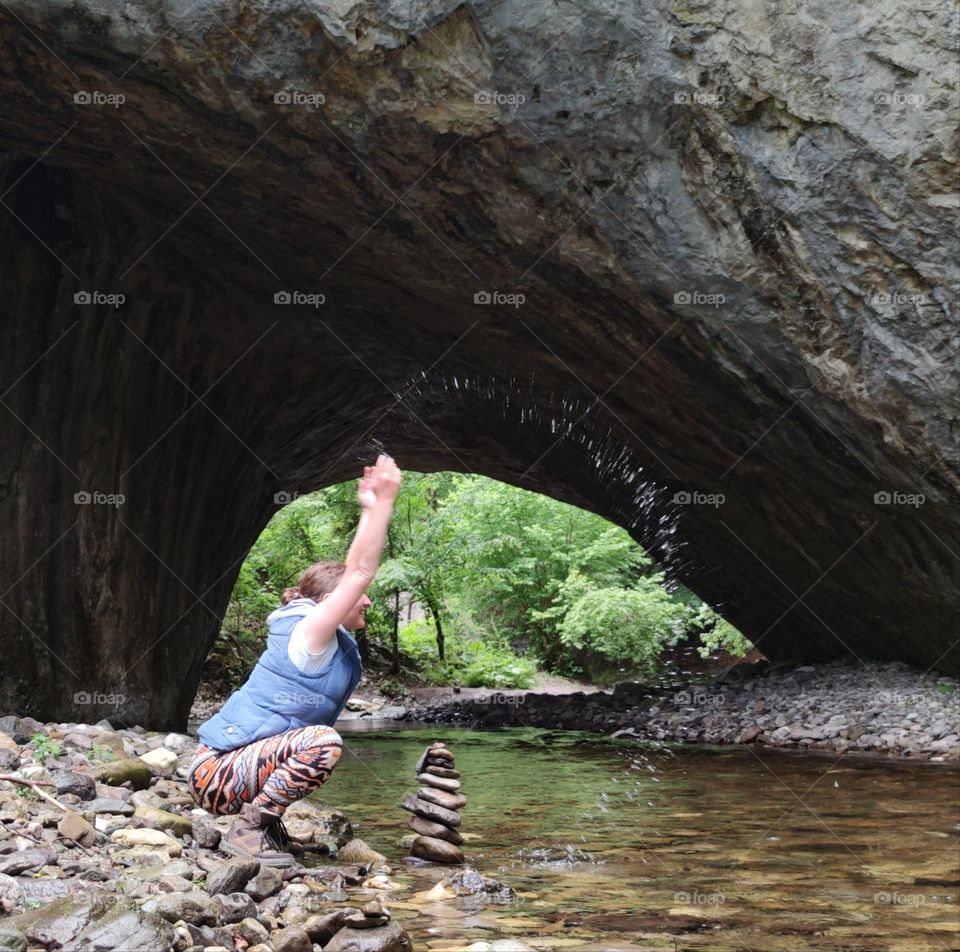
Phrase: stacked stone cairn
[{"left": 402, "top": 740, "right": 465, "bottom": 864}]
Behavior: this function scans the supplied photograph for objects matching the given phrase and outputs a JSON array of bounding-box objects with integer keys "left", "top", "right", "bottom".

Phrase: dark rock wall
[{"left": 0, "top": 0, "right": 956, "bottom": 727}]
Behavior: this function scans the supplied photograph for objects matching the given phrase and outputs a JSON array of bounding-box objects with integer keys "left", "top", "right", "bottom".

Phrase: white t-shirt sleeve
[{"left": 287, "top": 618, "right": 339, "bottom": 674}]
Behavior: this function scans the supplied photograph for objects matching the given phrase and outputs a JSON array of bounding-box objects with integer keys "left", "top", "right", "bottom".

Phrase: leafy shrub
[
  {"left": 398, "top": 620, "right": 535, "bottom": 688},
  {"left": 548, "top": 572, "right": 685, "bottom": 673}
]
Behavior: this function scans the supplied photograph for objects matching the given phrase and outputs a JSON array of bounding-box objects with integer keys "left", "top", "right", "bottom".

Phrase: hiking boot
[{"left": 221, "top": 802, "right": 295, "bottom": 866}]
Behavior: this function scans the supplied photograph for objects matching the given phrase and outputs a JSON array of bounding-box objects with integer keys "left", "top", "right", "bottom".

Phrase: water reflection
[{"left": 313, "top": 725, "right": 959, "bottom": 951}]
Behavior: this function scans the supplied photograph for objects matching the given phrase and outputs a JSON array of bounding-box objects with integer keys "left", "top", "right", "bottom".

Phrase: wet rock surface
[
  {"left": 404, "top": 660, "right": 960, "bottom": 762},
  {"left": 0, "top": 719, "right": 416, "bottom": 952}
]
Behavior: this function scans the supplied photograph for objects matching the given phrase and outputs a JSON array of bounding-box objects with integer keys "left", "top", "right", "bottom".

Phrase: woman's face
[{"left": 321, "top": 591, "right": 372, "bottom": 631}]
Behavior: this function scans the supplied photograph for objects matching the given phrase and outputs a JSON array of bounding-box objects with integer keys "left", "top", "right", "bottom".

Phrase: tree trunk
[
  {"left": 427, "top": 599, "right": 445, "bottom": 662},
  {"left": 391, "top": 589, "right": 401, "bottom": 674}
]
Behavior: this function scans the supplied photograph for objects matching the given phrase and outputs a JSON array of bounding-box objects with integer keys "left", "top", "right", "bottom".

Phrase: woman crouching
[{"left": 188, "top": 455, "right": 401, "bottom": 865}]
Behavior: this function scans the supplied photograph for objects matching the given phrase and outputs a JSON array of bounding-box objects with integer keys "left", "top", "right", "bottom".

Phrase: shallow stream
[{"left": 312, "top": 723, "right": 959, "bottom": 951}]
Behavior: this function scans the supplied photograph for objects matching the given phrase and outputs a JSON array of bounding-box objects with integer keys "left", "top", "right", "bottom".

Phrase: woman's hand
[{"left": 357, "top": 454, "right": 402, "bottom": 510}]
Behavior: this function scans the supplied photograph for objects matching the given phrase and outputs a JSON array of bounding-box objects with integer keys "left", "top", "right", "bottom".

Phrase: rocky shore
[
  {"left": 0, "top": 715, "right": 511, "bottom": 952},
  {"left": 399, "top": 661, "right": 960, "bottom": 763}
]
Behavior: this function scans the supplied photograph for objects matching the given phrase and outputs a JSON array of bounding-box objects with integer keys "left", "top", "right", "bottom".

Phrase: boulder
[
  {"left": 280, "top": 800, "right": 352, "bottom": 847},
  {"left": 133, "top": 805, "right": 192, "bottom": 838},
  {"left": 417, "top": 786, "right": 467, "bottom": 810},
  {"left": 0, "top": 926, "right": 27, "bottom": 952},
  {"left": 138, "top": 748, "right": 179, "bottom": 777},
  {"left": 416, "top": 773, "right": 461, "bottom": 792},
  {"left": 74, "top": 903, "right": 175, "bottom": 952},
  {"left": 411, "top": 835, "right": 465, "bottom": 865},
  {"left": 49, "top": 769, "right": 96, "bottom": 800},
  {"left": 110, "top": 828, "right": 182, "bottom": 856},
  {"left": 204, "top": 858, "right": 260, "bottom": 895},
  {"left": 406, "top": 815, "right": 464, "bottom": 846},
  {"left": 324, "top": 919, "right": 414, "bottom": 952},
  {"left": 402, "top": 794, "right": 461, "bottom": 827},
  {"left": 211, "top": 891, "right": 257, "bottom": 924},
  {"left": 95, "top": 760, "right": 152, "bottom": 790},
  {"left": 272, "top": 924, "right": 313, "bottom": 952},
  {"left": 58, "top": 811, "right": 99, "bottom": 847},
  {"left": 245, "top": 865, "right": 283, "bottom": 901},
  {"left": 141, "top": 891, "right": 219, "bottom": 926},
  {"left": 0, "top": 848, "right": 57, "bottom": 876},
  {"left": 301, "top": 909, "right": 357, "bottom": 944},
  {"left": 0, "top": 873, "right": 25, "bottom": 916},
  {"left": 337, "top": 837, "right": 387, "bottom": 866},
  {"left": 8, "top": 894, "right": 117, "bottom": 949}
]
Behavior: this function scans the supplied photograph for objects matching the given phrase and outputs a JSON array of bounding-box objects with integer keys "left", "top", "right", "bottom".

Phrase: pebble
[
  {"left": 418, "top": 786, "right": 467, "bottom": 810},
  {"left": 402, "top": 794, "right": 461, "bottom": 827},
  {"left": 406, "top": 815, "right": 465, "bottom": 845},
  {"left": 416, "top": 772, "right": 461, "bottom": 792},
  {"left": 109, "top": 828, "right": 182, "bottom": 856},
  {"left": 411, "top": 834, "right": 464, "bottom": 865}
]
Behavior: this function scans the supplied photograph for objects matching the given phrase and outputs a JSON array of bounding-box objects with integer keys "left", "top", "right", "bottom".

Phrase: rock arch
[{"left": 0, "top": 0, "right": 956, "bottom": 727}]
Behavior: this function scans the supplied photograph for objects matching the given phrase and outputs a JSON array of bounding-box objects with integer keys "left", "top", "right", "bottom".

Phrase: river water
[{"left": 313, "top": 723, "right": 959, "bottom": 951}]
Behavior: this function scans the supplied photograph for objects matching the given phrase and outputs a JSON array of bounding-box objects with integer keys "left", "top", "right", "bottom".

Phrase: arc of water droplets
[{"left": 394, "top": 368, "right": 706, "bottom": 591}]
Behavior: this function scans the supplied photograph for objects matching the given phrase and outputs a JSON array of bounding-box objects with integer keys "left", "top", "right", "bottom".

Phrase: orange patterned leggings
[{"left": 187, "top": 724, "right": 343, "bottom": 820}]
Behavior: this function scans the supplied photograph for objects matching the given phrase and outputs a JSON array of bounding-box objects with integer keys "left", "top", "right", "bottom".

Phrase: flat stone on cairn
[{"left": 405, "top": 741, "right": 465, "bottom": 864}]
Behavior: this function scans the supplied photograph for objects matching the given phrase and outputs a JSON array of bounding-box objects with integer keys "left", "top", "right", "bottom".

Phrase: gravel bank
[{"left": 399, "top": 661, "right": 960, "bottom": 763}]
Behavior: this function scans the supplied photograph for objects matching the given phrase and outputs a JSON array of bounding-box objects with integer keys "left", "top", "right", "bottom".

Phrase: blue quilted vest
[{"left": 197, "top": 597, "right": 363, "bottom": 752}]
